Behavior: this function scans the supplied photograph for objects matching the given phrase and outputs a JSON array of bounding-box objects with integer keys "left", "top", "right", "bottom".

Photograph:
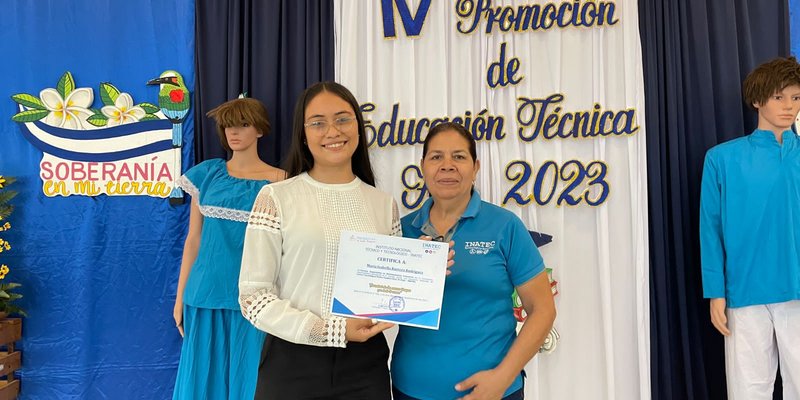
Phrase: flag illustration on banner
[{"left": 11, "top": 71, "right": 189, "bottom": 202}]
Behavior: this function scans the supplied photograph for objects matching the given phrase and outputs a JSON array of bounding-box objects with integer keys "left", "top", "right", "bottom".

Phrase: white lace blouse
[{"left": 239, "top": 172, "right": 401, "bottom": 348}]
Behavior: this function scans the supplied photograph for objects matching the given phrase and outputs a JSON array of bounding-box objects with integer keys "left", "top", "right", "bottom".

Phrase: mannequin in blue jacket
[{"left": 699, "top": 56, "right": 800, "bottom": 400}]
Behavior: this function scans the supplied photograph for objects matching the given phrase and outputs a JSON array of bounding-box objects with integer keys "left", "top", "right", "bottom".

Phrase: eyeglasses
[{"left": 303, "top": 116, "right": 356, "bottom": 134}]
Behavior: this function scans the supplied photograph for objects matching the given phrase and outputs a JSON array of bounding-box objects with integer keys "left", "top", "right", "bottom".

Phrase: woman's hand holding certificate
[
  {"left": 344, "top": 318, "right": 395, "bottom": 342},
  {"left": 419, "top": 235, "right": 456, "bottom": 275}
]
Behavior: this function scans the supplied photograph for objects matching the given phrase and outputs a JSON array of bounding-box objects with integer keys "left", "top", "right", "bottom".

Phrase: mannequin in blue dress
[{"left": 172, "top": 98, "right": 286, "bottom": 399}]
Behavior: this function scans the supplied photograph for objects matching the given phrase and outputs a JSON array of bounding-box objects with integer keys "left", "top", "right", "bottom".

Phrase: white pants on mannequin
[{"left": 725, "top": 300, "right": 800, "bottom": 400}]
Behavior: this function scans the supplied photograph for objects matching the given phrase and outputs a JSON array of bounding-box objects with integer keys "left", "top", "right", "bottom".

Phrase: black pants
[{"left": 254, "top": 334, "right": 391, "bottom": 400}]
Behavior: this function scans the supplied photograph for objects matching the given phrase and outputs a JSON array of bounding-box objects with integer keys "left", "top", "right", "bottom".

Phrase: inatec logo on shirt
[{"left": 464, "top": 241, "right": 496, "bottom": 255}]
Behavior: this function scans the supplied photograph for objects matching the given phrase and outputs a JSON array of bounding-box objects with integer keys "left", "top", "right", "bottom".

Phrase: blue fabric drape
[
  {"left": 639, "top": 1, "right": 790, "bottom": 399},
  {"left": 194, "top": 0, "right": 335, "bottom": 166},
  {"left": 0, "top": 1, "right": 195, "bottom": 399}
]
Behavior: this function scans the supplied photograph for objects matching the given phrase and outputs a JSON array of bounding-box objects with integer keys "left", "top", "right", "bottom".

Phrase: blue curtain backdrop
[
  {"left": 0, "top": 1, "right": 195, "bottom": 399},
  {"left": 639, "top": 0, "right": 790, "bottom": 399},
  {"left": 793, "top": 0, "right": 800, "bottom": 56},
  {"left": 194, "top": 0, "right": 335, "bottom": 166}
]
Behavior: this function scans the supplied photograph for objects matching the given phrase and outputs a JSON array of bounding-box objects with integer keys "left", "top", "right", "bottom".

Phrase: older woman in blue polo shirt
[{"left": 391, "top": 122, "right": 557, "bottom": 400}]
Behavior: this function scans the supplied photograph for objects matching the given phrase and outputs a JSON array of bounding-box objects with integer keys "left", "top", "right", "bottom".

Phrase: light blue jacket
[{"left": 700, "top": 129, "right": 800, "bottom": 308}]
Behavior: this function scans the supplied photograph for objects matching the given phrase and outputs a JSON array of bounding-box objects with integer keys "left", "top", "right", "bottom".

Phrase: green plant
[{"left": 0, "top": 176, "right": 25, "bottom": 317}]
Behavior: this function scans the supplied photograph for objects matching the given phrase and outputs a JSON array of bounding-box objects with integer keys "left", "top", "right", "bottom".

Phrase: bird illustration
[
  {"left": 147, "top": 70, "right": 189, "bottom": 148},
  {"left": 148, "top": 70, "right": 189, "bottom": 203}
]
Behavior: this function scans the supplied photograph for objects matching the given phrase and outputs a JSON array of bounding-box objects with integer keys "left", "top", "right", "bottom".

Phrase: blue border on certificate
[{"left": 332, "top": 298, "right": 441, "bottom": 328}]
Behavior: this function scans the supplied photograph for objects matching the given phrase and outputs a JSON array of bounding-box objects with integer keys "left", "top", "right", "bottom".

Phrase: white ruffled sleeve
[{"left": 239, "top": 185, "right": 347, "bottom": 347}]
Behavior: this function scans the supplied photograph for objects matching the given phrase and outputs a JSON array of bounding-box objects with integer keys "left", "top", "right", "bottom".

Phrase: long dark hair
[{"left": 283, "top": 81, "right": 376, "bottom": 186}]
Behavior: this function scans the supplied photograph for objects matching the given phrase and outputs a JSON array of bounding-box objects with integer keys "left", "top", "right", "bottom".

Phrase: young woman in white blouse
[{"left": 238, "top": 81, "right": 398, "bottom": 399}]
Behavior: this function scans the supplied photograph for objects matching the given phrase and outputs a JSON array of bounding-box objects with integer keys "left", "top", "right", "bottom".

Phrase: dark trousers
[{"left": 254, "top": 334, "right": 391, "bottom": 400}]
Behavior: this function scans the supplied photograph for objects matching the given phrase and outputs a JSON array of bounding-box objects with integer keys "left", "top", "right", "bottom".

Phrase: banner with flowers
[
  {"left": 11, "top": 71, "right": 190, "bottom": 200},
  {"left": 0, "top": 1, "right": 194, "bottom": 398}
]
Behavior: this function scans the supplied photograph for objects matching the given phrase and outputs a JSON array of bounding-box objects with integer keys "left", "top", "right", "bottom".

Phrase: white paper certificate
[{"left": 331, "top": 230, "right": 449, "bottom": 329}]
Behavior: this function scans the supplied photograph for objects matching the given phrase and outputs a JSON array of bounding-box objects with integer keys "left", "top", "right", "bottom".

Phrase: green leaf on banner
[
  {"left": 0, "top": 191, "right": 18, "bottom": 205},
  {"left": 11, "top": 93, "right": 46, "bottom": 110},
  {"left": 0, "top": 206, "right": 12, "bottom": 221},
  {"left": 100, "top": 82, "right": 120, "bottom": 106},
  {"left": 11, "top": 109, "right": 49, "bottom": 122},
  {"left": 138, "top": 102, "right": 160, "bottom": 114},
  {"left": 140, "top": 114, "right": 159, "bottom": 121},
  {"left": 57, "top": 71, "right": 75, "bottom": 98},
  {"left": 87, "top": 114, "right": 109, "bottom": 127}
]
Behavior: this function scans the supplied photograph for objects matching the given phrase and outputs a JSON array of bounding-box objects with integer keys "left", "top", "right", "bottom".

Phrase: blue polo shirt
[
  {"left": 391, "top": 191, "right": 544, "bottom": 399},
  {"left": 700, "top": 129, "right": 800, "bottom": 308}
]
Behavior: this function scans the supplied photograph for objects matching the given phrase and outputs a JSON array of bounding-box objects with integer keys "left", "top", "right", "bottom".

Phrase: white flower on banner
[
  {"left": 40, "top": 88, "right": 94, "bottom": 129},
  {"left": 101, "top": 93, "right": 146, "bottom": 127}
]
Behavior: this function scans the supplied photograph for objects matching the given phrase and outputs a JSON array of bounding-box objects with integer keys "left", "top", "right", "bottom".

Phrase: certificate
[{"left": 331, "top": 230, "right": 449, "bottom": 329}]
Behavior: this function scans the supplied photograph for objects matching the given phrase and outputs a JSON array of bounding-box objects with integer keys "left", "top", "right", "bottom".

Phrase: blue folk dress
[{"left": 172, "top": 159, "right": 269, "bottom": 400}]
